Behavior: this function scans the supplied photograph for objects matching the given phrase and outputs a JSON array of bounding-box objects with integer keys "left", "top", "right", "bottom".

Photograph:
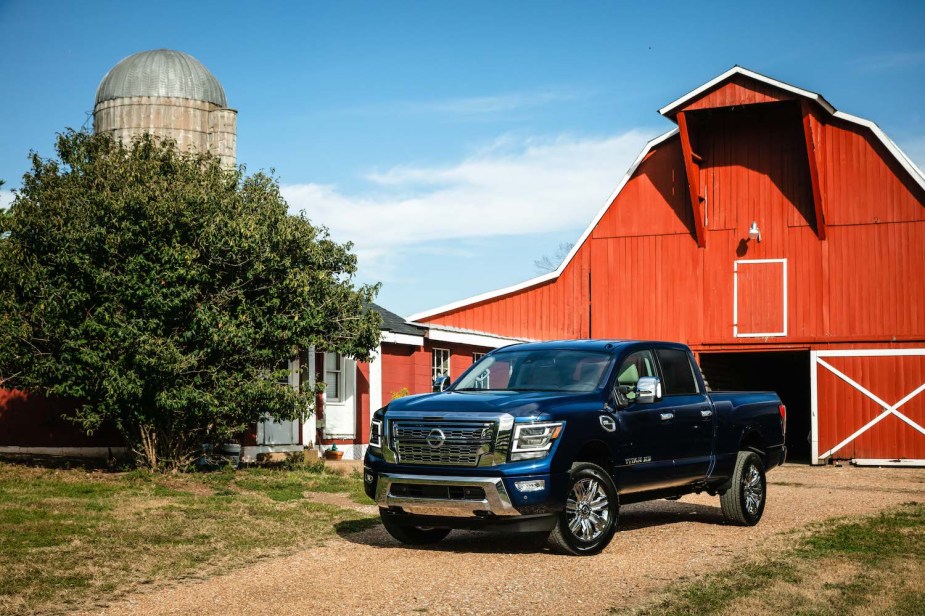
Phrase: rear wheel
[
  {"left": 548, "top": 462, "right": 618, "bottom": 555},
  {"left": 720, "top": 450, "right": 766, "bottom": 526},
  {"left": 379, "top": 510, "right": 452, "bottom": 545}
]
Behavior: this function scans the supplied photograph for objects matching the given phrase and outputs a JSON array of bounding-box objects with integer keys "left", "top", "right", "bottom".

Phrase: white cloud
[
  {"left": 0, "top": 190, "right": 14, "bottom": 210},
  {"left": 282, "top": 129, "right": 657, "bottom": 281}
]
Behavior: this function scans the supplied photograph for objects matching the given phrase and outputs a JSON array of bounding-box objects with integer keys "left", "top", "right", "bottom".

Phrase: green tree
[{"left": 0, "top": 131, "right": 382, "bottom": 470}]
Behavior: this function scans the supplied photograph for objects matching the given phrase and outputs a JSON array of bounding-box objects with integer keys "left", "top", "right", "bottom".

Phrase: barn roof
[
  {"left": 657, "top": 66, "right": 836, "bottom": 117},
  {"left": 407, "top": 67, "right": 925, "bottom": 324}
]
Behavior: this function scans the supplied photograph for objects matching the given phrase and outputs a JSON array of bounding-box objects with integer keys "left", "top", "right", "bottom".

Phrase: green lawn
[
  {"left": 0, "top": 460, "right": 377, "bottom": 615},
  {"left": 624, "top": 502, "right": 925, "bottom": 616}
]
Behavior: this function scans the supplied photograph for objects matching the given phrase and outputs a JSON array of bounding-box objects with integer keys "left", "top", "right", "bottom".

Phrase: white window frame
[
  {"left": 324, "top": 352, "right": 345, "bottom": 404},
  {"left": 472, "top": 352, "right": 486, "bottom": 362},
  {"left": 733, "top": 258, "right": 787, "bottom": 338},
  {"left": 432, "top": 348, "right": 451, "bottom": 381}
]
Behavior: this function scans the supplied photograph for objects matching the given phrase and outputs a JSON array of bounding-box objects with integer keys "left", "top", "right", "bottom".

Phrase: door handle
[
  {"left": 660, "top": 412, "right": 674, "bottom": 421},
  {"left": 700, "top": 409, "right": 714, "bottom": 418}
]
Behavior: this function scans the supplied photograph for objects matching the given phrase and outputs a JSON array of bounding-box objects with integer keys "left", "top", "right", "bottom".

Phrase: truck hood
[{"left": 384, "top": 390, "right": 601, "bottom": 420}]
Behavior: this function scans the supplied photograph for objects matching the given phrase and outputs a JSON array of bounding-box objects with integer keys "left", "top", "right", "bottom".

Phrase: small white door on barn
[
  {"left": 257, "top": 358, "right": 300, "bottom": 445},
  {"left": 734, "top": 259, "right": 787, "bottom": 338},
  {"left": 321, "top": 352, "right": 357, "bottom": 439}
]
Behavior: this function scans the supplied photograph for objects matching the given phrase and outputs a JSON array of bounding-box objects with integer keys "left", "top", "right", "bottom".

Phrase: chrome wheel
[
  {"left": 743, "top": 464, "right": 763, "bottom": 515},
  {"left": 565, "top": 477, "right": 610, "bottom": 542}
]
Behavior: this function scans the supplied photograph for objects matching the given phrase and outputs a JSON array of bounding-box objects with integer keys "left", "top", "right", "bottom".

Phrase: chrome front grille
[{"left": 392, "top": 420, "right": 495, "bottom": 467}]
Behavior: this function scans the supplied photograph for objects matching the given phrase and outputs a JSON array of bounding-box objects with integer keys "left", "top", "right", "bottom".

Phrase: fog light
[
  {"left": 364, "top": 470, "right": 375, "bottom": 484},
  {"left": 514, "top": 479, "right": 545, "bottom": 492}
]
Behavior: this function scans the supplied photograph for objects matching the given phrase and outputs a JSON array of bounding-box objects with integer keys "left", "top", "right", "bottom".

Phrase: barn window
[
  {"left": 324, "top": 352, "right": 344, "bottom": 403},
  {"left": 656, "top": 349, "right": 700, "bottom": 395},
  {"left": 432, "top": 348, "right": 451, "bottom": 381}
]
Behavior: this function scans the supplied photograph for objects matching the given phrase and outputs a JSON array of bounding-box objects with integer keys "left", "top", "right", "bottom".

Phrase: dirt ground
[{"left": 81, "top": 464, "right": 925, "bottom": 616}]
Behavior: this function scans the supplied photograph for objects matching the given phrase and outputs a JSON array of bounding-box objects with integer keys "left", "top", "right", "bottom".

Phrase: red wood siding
[
  {"left": 379, "top": 341, "right": 494, "bottom": 403},
  {"left": 671, "top": 74, "right": 795, "bottom": 115},
  {"left": 423, "top": 245, "right": 592, "bottom": 340}
]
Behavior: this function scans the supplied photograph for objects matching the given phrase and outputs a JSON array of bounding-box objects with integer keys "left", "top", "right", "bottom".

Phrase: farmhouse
[{"left": 408, "top": 67, "right": 925, "bottom": 466}]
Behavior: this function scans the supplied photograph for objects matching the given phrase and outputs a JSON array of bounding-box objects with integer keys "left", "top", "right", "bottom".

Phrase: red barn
[{"left": 409, "top": 67, "right": 925, "bottom": 466}]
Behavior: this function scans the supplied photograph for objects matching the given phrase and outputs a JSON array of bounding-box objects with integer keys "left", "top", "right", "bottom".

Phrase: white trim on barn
[
  {"left": 381, "top": 331, "right": 425, "bottom": 346},
  {"left": 424, "top": 325, "right": 529, "bottom": 349},
  {"left": 851, "top": 458, "right": 925, "bottom": 468}
]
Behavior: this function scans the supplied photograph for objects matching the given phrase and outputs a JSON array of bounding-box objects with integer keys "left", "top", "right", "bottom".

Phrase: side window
[
  {"left": 616, "top": 350, "right": 656, "bottom": 402},
  {"left": 655, "top": 349, "right": 700, "bottom": 395},
  {"left": 432, "top": 348, "right": 450, "bottom": 381}
]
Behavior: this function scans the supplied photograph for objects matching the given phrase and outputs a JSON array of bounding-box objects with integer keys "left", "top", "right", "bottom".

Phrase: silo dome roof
[{"left": 95, "top": 49, "right": 227, "bottom": 107}]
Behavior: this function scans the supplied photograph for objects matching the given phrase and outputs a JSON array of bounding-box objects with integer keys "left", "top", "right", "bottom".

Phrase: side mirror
[
  {"left": 635, "top": 376, "right": 662, "bottom": 404},
  {"left": 432, "top": 375, "right": 451, "bottom": 392}
]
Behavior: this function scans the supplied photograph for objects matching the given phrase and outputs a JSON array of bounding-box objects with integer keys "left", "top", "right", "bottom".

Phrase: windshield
[{"left": 453, "top": 349, "right": 614, "bottom": 393}]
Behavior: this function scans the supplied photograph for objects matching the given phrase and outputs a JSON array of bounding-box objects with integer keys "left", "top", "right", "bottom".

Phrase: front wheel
[
  {"left": 379, "top": 510, "right": 452, "bottom": 545},
  {"left": 548, "top": 462, "right": 619, "bottom": 555},
  {"left": 720, "top": 450, "right": 767, "bottom": 526}
]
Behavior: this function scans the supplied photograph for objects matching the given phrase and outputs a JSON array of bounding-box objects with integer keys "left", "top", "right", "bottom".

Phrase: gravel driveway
[{"left": 84, "top": 464, "right": 925, "bottom": 616}]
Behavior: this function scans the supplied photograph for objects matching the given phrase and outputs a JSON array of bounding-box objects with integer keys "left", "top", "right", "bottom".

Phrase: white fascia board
[
  {"left": 406, "top": 128, "right": 680, "bottom": 323},
  {"left": 658, "top": 66, "right": 837, "bottom": 116},
  {"left": 423, "top": 326, "right": 528, "bottom": 349},
  {"left": 380, "top": 331, "right": 424, "bottom": 347}
]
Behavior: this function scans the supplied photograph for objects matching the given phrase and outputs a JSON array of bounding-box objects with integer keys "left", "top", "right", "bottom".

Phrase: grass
[
  {"left": 623, "top": 502, "right": 925, "bottom": 616},
  {"left": 0, "top": 460, "right": 377, "bottom": 615}
]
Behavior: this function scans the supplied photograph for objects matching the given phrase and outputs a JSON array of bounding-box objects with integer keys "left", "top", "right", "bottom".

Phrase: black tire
[
  {"left": 379, "top": 510, "right": 452, "bottom": 545},
  {"left": 548, "top": 462, "right": 619, "bottom": 556},
  {"left": 720, "top": 450, "right": 767, "bottom": 526}
]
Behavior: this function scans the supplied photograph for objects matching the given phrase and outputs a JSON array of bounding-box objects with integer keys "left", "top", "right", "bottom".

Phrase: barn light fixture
[{"left": 748, "top": 221, "right": 762, "bottom": 243}]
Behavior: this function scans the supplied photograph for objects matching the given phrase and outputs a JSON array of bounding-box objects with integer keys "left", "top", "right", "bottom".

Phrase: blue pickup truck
[{"left": 363, "top": 340, "right": 786, "bottom": 555}]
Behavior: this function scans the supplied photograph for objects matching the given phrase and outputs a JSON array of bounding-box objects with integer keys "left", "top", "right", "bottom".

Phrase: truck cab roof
[{"left": 494, "top": 339, "right": 691, "bottom": 355}]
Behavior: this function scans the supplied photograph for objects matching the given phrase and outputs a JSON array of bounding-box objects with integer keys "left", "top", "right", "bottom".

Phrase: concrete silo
[{"left": 93, "top": 49, "right": 236, "bottom": 166}]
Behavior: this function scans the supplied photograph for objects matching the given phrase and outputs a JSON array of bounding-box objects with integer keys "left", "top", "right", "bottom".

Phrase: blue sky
[{"left": 2, "top": 0, "right": 924, "bottom": 317}]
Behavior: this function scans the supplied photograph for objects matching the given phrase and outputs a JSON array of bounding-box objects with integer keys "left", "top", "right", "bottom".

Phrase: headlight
[
  {"left": 510, "top": 422, "right": 563, "bottom": 461},
  {"left": 369, "top": 417, "right": 383, "bottom": 450}
]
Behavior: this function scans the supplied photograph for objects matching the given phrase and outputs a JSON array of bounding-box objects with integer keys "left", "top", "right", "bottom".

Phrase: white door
[
  {"left": 322, "top": 352, "right": 356, "bottom": 438},
  {"left": 257, "top": 358, "right": 300, "bottom": 445}
]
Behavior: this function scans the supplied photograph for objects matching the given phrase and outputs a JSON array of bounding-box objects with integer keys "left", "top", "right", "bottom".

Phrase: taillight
[{"left": 779, "top": 404, "right": 787, "bottom": 435}]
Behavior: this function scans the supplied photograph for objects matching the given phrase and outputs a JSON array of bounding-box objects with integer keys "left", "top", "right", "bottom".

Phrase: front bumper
[{"left": 374, "top": 472, "right": 520, "bottom": 517}]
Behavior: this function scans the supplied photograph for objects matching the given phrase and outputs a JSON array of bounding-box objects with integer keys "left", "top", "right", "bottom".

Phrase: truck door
[
  {"left": 654, "top": 348, "right": 714, "bottom": 483},
  {"left": 612, "top": 349, "right": 686, "bottom": 492}
]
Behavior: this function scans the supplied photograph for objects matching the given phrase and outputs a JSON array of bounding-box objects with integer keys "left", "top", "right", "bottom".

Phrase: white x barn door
[{"left": 811, "top": 349, "right": 925, "bottom": 465}]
